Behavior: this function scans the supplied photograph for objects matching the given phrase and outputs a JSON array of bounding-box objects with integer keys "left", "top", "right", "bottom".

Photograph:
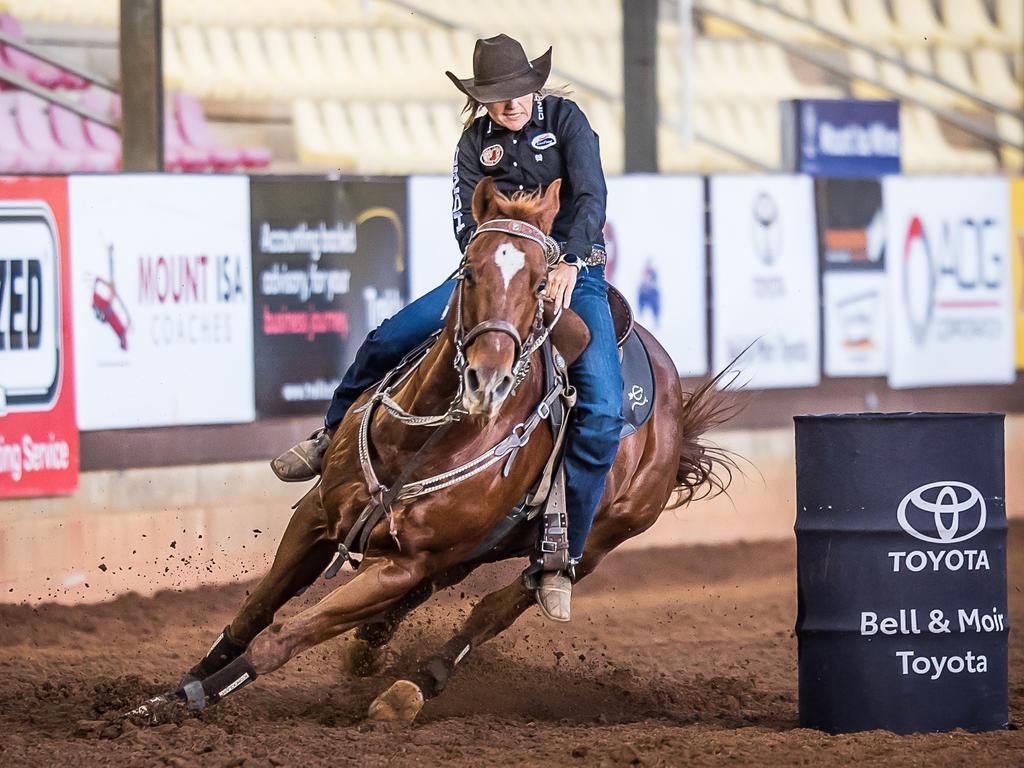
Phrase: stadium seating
[
  {"left": 49, "top": 101, "right": 118, "bottom": 170},
  {"left": 1, "top": 1, "right": 1018, "bottom": 175},
  {"left": 0, "top": 13, "right": 87, "bottom": 89}
]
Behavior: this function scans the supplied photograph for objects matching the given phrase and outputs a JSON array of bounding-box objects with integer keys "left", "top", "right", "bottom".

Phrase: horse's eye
[
  {"left": 463, "top": 268, "right": 475, "bottom": 285},
  {"left": 536, "top": 280, "right": 547, "bottom": 294}
]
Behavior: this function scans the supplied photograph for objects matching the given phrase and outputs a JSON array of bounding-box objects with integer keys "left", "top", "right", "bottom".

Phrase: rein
[{"left": 327, "top": 216, "right": 572, "bottom": 572}]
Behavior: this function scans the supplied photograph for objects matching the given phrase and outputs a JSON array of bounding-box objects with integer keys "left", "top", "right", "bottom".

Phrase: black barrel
[{"left": 795, "top": 413, "right": 1008, "bottom": 734}]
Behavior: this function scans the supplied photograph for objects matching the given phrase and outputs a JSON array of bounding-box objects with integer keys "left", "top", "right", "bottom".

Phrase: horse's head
[{"left": 455, "top": 176, "right": 561, "bottom": 417}]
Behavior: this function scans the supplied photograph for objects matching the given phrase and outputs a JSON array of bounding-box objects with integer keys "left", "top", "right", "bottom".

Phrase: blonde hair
[{"left": 459, "top": 85, "right": 573, "bottom": 130}]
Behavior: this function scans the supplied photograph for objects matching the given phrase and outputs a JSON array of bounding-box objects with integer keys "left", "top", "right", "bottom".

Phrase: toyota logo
[{"left": 897, "top": 481, "right": 986, "bottom": 544}]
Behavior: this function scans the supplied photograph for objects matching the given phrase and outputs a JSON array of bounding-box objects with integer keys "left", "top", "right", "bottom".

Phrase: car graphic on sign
[{"left": 91, "top": 243, "right": 131, "bottom": 350}]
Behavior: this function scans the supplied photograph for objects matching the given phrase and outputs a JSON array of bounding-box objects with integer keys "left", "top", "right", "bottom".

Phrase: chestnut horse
[{"left": 134, "top": 177, "right": 732, "bottom": 725}]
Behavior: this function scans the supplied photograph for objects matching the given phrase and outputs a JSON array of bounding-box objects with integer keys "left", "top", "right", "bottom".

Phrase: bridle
[
  {"left": 361, "top": 216, "right": 563, "bottom": 430},
  {"left": 452, "top": 217, "right": 563, "bottom": 395},
  {"left": 326, "top": 215, "right": 573, "bottom": 568}
]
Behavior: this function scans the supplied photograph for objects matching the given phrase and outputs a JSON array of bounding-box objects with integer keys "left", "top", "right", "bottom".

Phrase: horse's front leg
[
  {"left": 131, "top": 553, "right": 430, "bottom": 721},
  {"left": 248, "top": 553, "right": 429, "bottom": 674},
  {"left": 178, "top": 490, "right": 336, "bottom": 686}
]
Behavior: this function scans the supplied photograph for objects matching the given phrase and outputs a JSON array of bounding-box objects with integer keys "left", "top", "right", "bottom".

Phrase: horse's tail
[{"left": 668, "top": 367, "right": 742, "bottom": 509}]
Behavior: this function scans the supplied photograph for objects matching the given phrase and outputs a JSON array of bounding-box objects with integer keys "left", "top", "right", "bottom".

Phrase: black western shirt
[{"left": 451, "top": 95, "right": 607, "bottom": 261}]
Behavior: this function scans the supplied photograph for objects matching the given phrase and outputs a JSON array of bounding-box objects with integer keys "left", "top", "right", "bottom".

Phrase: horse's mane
[{"left": 492, "top": 188, "right": 548, "bottom": 225}]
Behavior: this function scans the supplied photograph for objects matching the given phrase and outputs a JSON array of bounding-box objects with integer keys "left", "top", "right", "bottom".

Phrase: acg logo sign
[
  {"left": 897, "top": 481, "right": 986, "bottom": 544},
  {"left": 901, "top": 213, "right": 1004, "bottom": 344}
]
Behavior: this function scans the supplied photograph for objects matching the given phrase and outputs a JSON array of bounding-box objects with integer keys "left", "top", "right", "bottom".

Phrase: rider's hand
[{"left": 545, "top": 262, "right": 580, "bottom": 310}]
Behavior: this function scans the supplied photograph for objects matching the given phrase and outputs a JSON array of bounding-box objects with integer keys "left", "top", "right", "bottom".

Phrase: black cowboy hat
[{"left": 446, "top": 34, "right": 552, "bottom": 103}]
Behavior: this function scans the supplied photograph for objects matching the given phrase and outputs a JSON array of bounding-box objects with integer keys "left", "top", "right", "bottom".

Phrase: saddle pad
[{"left": 619, "top": 329, "right": 655, "bottom": 440}]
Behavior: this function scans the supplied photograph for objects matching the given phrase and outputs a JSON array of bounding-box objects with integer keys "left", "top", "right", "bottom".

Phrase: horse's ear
[
  {"left": 472, "top": 177, "right": 500, "bottom": 225},
  {"left": 536, "top": 179, "right": 562, "bottom": 234}
]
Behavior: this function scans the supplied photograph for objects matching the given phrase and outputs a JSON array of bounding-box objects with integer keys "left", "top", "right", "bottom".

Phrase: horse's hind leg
[
  {"left": 366, "top": 504, "right": 659, "bottom": 723},
  {"left": 184, "top": 491, "right": 336, "bottom": 680}
]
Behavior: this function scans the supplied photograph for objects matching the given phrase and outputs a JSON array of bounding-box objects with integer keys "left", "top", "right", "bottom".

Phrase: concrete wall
[{"left": 2, "top": 418, "right": 1021, "bottom": 604}]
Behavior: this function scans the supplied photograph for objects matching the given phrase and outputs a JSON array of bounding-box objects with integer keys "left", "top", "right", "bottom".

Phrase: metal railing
[
  {"left": 0, "top": 29, "right": 118, "bottom": 129},
  {"left": 749, "top": 0, "right": 1021, "bottom": 120},
  {"left": 694, "top": 0, "right": 1022, "bottom": 151},
  {"left": 386, "top": 0, "right": 773, "bottom": 170}
]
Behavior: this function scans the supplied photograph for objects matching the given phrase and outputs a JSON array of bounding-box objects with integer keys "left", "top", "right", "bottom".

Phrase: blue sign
[{"left": 790, "top": 99, "right": 900, "bottom": 178}]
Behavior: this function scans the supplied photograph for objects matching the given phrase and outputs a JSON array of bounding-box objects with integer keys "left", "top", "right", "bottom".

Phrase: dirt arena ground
[{"left": 1, "top": 525, "right": 1021, "bottom": 767}]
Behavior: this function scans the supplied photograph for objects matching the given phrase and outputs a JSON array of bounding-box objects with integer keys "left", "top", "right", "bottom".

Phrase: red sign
[{"left": 0, "top": 177, "right": 78, "bottom": 498}]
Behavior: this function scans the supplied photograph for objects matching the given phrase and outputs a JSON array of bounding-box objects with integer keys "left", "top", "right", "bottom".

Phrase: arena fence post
[
  {"left": 119, "top": 0, "right": 164, "bottom": 171},
  {"left": 622, "top": 0, "right": 658, "bottom": 173}
]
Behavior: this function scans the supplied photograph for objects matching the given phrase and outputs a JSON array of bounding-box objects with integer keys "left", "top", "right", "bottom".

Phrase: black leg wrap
[
  {"left": 184, "top": 625, "right": 248, "bottom": 683},
  {"left": 408, "top": 634, "right": 472, "bottom": 699},
  {"left": 200, "top": 655, "right": 258, "bottom": 707}
]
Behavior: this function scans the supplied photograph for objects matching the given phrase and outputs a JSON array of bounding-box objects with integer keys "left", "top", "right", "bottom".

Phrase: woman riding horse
[{"left": 272, "top": 34, "right": 622, "bottom": 622}]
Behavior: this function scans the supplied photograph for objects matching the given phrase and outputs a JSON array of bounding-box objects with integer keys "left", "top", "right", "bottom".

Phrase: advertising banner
[
  {"left": 69, "top": 175, "right": 254, "bottom": 430},
  {"left": 408, "top": 175, "right": 463, "bottom": 301},
  {"left": 251, "top": 177, "right": 407, "bottom": 416},
  {"left": 796, "top": 414, "right": 1007, "bottom": 734},
  {"left": 606, "top": 175, "right": 706, "bottom": 376},
  {"left": 710, "top": 175, "right": 820, "bottom": 389},
  {"left": 885, "top": 176, "right": 1014, "bottom": 388},
  {"left": 0, "top": 177, "right": 78, "bottom": 498},
  {"left": 1011, "top": 179, "right": 1024, "bottom": 369},
  {"left": 818, "top": 178, "right": 888, "bottom": 377},
  {"left": 785, "top": 99, "right": 901, "bottom": 178}
]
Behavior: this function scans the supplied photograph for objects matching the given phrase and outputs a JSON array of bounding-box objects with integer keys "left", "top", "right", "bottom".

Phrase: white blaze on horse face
[{"left": 493, "top": 242, "right": 526, "bottom": 292}]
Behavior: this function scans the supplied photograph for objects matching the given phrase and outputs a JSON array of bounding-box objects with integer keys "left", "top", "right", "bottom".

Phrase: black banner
[
  {"left": 816, "top": 178, "right": 884, "bottom": 271},
  {"left": 250, "top": 178, "right": 407, "bottom": 417},
  {"left": 795, "top": 413, "right": 1008, "bottom": 734}
]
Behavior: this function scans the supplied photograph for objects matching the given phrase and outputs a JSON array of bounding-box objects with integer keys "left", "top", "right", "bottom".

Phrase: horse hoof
[
  {"left": 366, "top": 680, "right": 424, "bottom": 724},
  {"left": 342, "top": 637, "right": 390, "bottom": 677}
]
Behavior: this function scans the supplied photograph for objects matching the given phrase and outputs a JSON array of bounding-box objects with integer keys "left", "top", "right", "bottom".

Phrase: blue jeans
[{"left": 325, "top": 268, "right": 624, "bottom": 562}]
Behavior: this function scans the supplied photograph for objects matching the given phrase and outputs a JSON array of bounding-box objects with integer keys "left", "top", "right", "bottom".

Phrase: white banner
[
  {"left": 606, "top": 175, "right": 706, "bottom": 377},
  {"left": 823, "top": 271, "right": 888, "bottom": 377},
  {"left": 884, "top": 176, "right": 1014, "bottom": 388},
  {"left": 408, "top": 175, "right": 463, "bottom": 301},
  {"left": 69, "top": 175, "right": 254, "bottom": 430},
  {"left": 710, "top": 175, "right": 820, "bottom": 388}
]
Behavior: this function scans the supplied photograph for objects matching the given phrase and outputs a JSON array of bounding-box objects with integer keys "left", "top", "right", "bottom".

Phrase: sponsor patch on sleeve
[
  {"left": 480, "top": 144, "right": 503, "bottom": 166},
  {"left": 530, "top": 132, "right": 557, "bottom": 151}
]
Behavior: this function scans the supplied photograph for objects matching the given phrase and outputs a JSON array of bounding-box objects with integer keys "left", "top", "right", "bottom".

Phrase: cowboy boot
[
  {"left": 535, "top": 571, "right": 572, "bottom": 622},
  {"left": 270, "top": 426, "right": 334, "bottom": 482}
]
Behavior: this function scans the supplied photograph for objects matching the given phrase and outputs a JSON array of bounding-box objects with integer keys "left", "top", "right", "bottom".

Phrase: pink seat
[
  {"left": 164, "top": 107, "right": 209, "bottom": 171},
  {"left": 13, "top": 91, "right": 84, "bottom": 171},
  {"left": 174, "top": 92, "right": 241, "bottom": 171},
  {"left": 176, "top": 91, "right": 273, "bottom": 169},
  {"left": 80, "top": 88, "right": 121, "bottom": 158},
  {"left": 50, "top": 103, "right": 118, "bottom": 171},
  {"left": 0, "top": 14, "right": 85, "bottom": 90},
  {"left": 0, "top": 93, "right": 47, "bottom": 171}
]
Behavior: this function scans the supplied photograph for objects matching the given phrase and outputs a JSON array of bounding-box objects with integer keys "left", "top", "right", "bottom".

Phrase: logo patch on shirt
[
  {"left": 530, "top": 132, "right": 557, "bottom": 151},
  {"left": 480, "top": 144, "right": 503, "bottom": 166}
]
